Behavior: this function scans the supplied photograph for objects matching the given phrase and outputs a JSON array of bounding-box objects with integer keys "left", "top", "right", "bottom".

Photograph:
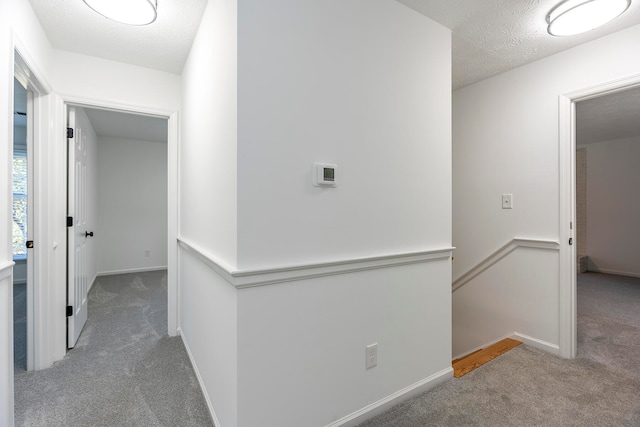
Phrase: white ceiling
[
  {"left": 397, "top": 0, "right": 640, "bottom": 90},
  {"left": 84, "top": 108, "right": 167, "bottom": 143},
  {"left": 28, "top": 0, "right": 208, "bottom": 75},
  {"left": 25, "top": 0, "right": 640, "bottom": 144}
]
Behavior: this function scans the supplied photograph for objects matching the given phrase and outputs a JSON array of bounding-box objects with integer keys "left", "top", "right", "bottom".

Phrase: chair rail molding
[
  {"left": 452, "top": 238, "right": 560, "bottom": 292},
  {"left": 177, "top": 237, "right": 454, "bottom": 289},
  {"left": 0, "top": 261, "right": 15, "bottom": 280}
]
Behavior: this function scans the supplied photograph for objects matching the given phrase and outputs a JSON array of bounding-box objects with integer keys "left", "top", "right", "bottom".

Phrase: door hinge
[
  {"left": 67, "top": 127, "right": 74, "bottom": 138},
  {"left": 67, "top": 216, "right": 73, "bottom": 227},
  {"left": 66, "top": 306, "right": 73, "bottom": 317},
  {"left": 569, "top": 237, "right": 573, "bottom": 246},
  {"left": 26, "top": 240, "right": 34, "bottom": 249}
]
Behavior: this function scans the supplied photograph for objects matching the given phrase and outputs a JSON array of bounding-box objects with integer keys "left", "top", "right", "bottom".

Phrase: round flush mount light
[
  {"left": 547, "top": 0, "right": 631, "bottom": 36},
  {"left": 83, "top": 0, "right": 158, "bottom": 26}
]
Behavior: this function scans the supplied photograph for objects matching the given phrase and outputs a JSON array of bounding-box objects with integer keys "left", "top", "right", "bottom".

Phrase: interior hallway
[{"left": 13, "top": 271, "right": 213, "bottom": 426}]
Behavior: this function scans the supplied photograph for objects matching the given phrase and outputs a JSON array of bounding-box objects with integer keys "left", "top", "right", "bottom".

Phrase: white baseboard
[
  {"left": 325, "top": 367, "right": 453, "bottom": 427},
  {"left": 586, "top": 267, "right": 640, "bottom": 279},
  {"left": 97, "top": 266, "right": 168, "bottom": 277},
  {"left": 453, "top": 332, "right": 560, "bottom": 361},
  {"left": 512, "top": 332, "right": 560, "bottom": 356},
  {"left": 178, "top": 328, "right": 221, "bottom": 427}
]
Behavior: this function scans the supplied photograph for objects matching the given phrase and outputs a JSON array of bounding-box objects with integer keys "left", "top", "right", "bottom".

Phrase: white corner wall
[
  {"left": 180, "top": 0, "right": 452, "bottom": 426},
  {"left": 453, "top": 24, "right": 640, "bottom": 358},
  {"left": 97, "top": 136, "right": 168, "bottom": 275},
  {"left": 179, "top": 0, "right": 238, "bottom": 267},
  {"left": 178, "top": 0, "right": 238, "bottom": 425},
  {"left": 585, "top": 137, "right": 640, "bottom": 277}
]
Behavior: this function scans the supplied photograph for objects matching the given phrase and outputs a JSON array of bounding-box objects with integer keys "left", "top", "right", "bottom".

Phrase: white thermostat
[{"left": 313, "top": 163, "right": 337, "bottom": 187}]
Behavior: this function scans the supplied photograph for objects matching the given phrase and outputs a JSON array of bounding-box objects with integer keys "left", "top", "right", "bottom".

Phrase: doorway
[
  {"left": 559, "top": 73, "right": 640, "bottom": 358},
  {"left": 64, "top": 104, "right": 170, "bottom": 347},
  {"left": 12, "top": 77, "right": 30, "bottom": 372},
  {"left": 574, "top": 87, "right": 640, "bottom": 277}
]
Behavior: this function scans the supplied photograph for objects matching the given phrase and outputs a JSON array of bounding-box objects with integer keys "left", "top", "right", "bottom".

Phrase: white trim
[
  {"left": 14, "top": 37, "right": 54, "bottom": 372},
  {"left": 0, "top": 262, "right": 15, "bottom": 280},
  {"left": 586, "top": 267, "right": 640, "bottom": 278},
  {"left": 59, "top": 93, "right": 173, "bottom": 119},
  {"left": 452, "top": 238, "right": 560, "bottom": 292},
  {"left": 178, "top": 237, "right": 454, "bottom": 289},
  {"left": 452, "top": 332, "right": 559, "bottom": 361},
  {"left": 167, "top": 111, "right": 179, "bottom": 337},
  {"left": 96, "top": 266, "right": 168, "bottom": 277},
  {"left": 558, "top": 93, "right": 576, "bottom": 359},
  {"left": 325, "top": 367, "right": 453, "bottom": 427},
  {"left": 512, "top": 332, "right": 560, "bottom": 356},
  {"left": 558, "top": 72, "right": 640, "bottom": 359},
  {"left": 178, "top": 328, "right": 221, "bottom": 427}
]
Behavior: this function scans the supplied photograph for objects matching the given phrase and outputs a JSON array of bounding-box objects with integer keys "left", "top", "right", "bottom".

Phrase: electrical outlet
[
  {"left": 144, "top": 250, "right": 151, "bottom": 258},
  {"left": 502, "top": 194, "right": 513, "bottom": 209},
  {"left": 366, "top": 343, "right": 378, "bottom": 369}
]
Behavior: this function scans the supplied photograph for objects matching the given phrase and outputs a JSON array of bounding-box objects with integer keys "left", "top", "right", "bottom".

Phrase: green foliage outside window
[{"left": 13, "top": 155, "right": 27, "bottom": 257}]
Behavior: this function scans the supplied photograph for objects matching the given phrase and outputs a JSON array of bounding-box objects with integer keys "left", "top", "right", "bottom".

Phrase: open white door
[{"left": 67, "top": 106, "right": 89, "bottom": 348}]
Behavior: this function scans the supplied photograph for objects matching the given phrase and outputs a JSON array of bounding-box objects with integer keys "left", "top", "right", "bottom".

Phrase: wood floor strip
[{"left": 452, "top": 338, "right": 522, "bottom": 378}]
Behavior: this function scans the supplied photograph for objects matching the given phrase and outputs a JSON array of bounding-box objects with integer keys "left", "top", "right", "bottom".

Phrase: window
[{"left": 13, "top": 150, "right": 27, "bottom": 259}]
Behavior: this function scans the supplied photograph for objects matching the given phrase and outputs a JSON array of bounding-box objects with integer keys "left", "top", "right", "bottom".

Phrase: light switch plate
[
  {"left": 366, "top": 343, "right": 378, "bottom": 369},
  {"left": 502, "top": 194, "right": 513, "bottom": 209}
]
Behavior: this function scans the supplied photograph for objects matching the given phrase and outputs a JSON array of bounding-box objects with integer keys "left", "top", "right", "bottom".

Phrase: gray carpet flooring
[
  {"left": 359, "top": 272, "right": 640, "bottom": 427},
  {"left": 14, "top": 270, "right": 213, "bottom": 427},
  {"left": 13, "top": 282, "right": 27, "bottom": 371}
]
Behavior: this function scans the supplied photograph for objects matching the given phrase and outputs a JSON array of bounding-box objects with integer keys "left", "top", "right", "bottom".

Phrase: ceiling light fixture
[
  {"left": 83, "top": 0, "right": 158, "bottom": 26},
  {"left": 547, "top": 0, "right": 631, "bottom": 36}
]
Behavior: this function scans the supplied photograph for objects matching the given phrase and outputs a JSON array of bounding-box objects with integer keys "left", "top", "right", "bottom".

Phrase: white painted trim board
[
  {"left": 178, "top": 328, "right": 221, "bottom": 427},
  {"left": 97, "top": 266, "right": 168, "bottom": 277},
  {"left": 452, "top": 238, "right": 560, "bottom": 291},
  {"left": 178, "top": 236, "right": 454, "bottom": 289},
  {"left": 326, "top": 367, "right": 453, "bottom": 427}
]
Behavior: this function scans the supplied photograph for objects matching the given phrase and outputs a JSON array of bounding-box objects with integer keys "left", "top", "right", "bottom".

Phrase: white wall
[
  {"left": 97, "top": 136, "right": 168, "bottom": 275},
  {"left": 180, "top": 0, "right": 452, "bottom": 426},
  {"left": 237, "top": 262, "right": 452, "bottom": 427},
  {"left": 585, "top": 137, "right": 640, "bottom": 277},
  {"left": 236, "top": 0, "right": 451, "bottom": 269},
  {"left": 52, "top": 50, "right": 181, "bottom": 113},
  {"left": 179, "top": 0, "right": 238, "bottom": 424},
  {"left": 453, "top": 24, "right": 640, "bottom": 357},
  {"left": 180, "top": 0, "right": 238, "bottom": 267}
]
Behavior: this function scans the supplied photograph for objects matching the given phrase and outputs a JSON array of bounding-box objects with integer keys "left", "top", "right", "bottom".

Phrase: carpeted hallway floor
[
  {"left": 14, "top": 270, "right": 213, "bottom": 427},
  {"left": 359, "top": 272, "right": 640, "bottom": 426},
  {"left": 14, "top": 272, "right": 640, "bottom": 426}
]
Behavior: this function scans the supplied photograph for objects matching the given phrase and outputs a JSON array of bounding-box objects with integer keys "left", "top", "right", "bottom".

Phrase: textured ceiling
[
  {"left": 576, "top": 86, "right": 640, "bottom": 145},
  {"left": 27, "top": 0, "right": 208, "bottom": 74},
  {"left": 396, "top": 0, "right": 640, "bottom": 90}
]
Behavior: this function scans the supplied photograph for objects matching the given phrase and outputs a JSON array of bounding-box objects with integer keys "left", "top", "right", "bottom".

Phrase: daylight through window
[{"left": 13, "top": 151, "right": 27, "bottom": 258}]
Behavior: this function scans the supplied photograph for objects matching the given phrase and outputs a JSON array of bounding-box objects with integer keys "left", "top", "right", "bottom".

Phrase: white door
[{"left": 67, "top": 106, "right": 89, "bottom": 348}]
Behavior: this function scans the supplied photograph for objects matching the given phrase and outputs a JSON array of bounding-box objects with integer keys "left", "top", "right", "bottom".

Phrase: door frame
[
  {"left": 59, "top": 95, "right": 179, "bottom": 339},
  {"left": 14, "top": 41, "right": 53, "bottom": 371},
  {"left": 558, "top": 72, "right": 640, "bottom": 358}
]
